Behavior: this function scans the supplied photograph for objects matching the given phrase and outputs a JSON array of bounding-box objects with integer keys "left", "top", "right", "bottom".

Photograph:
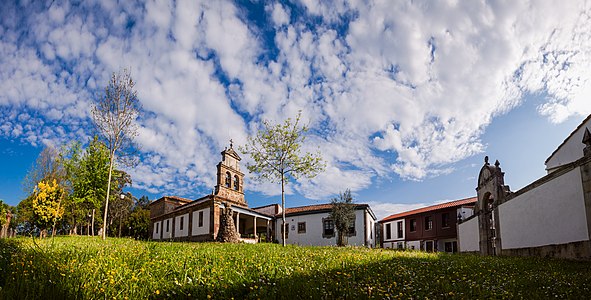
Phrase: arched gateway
[{"left": 475, "top": 156, "right": 511, "bottom": 255}]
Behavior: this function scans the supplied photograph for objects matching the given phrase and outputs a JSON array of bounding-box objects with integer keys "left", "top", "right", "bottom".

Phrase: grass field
[{"left": 0, "top": 237, "right": 590, "bottom": 299}]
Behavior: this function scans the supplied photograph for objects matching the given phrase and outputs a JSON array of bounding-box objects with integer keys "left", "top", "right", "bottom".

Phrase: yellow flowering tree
[{"left": 33, "top": 180, "right": 65, "bottom": 237}]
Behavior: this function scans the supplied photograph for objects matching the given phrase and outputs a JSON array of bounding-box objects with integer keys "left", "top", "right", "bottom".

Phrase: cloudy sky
[{"left": 1, "top": 0, "right": 590, "bottom": 219}]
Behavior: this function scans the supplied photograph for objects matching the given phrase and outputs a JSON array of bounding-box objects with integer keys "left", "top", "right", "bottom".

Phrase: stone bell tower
[{"left": 214, "top": 140, "right": 246, "bottom": 206}]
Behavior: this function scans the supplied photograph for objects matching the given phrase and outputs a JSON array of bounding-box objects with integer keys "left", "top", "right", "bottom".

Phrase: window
[
  {"left": 348, "top": 220, "right": 356, "bottom": 237},
  {"left": 425, "top": 216, "right": 433, "bottom": 231},
  {"left": 444, "top": 241, "right": 457, "bottom": 253},
  {"left": 198, "top": 211, "right": 204, "bottom": 227},
  {"left": 442, "top": 213, "right": 450, "bottom": 228},
  {"left": 385, "top": 223, "right": 392, "bottom": 240},
  {"left": 166, "top": 219, "right": 170, "bottom": 232},
  {"left": 425, "top": 241, "right": 434, "bottom": 252},
  {"left": 323, "top": 219, "right": 334, "bottom": 237},
  {"left": 234, "top": 175, "right": 240, "bottom": 191},
  {"left": 298, "top": 222, "right": 306, "bottom": 234},
  {"left": 180, "top": 216, "right": 184, "bottom": 230},
  {"left": 281, "top": 223, "right": 289, "bottom": 239},
  {"left": 410, "top": 219, "right": 417, "bottom": 232},
  {"left": 397, "top": 221, "right": 403, "bottom": 238},
  {"left": 156, "top": 223, "right": 159, "bottom": 234},
  {"left": 225, "top": 172, "right": 231, "bottom": 188}
]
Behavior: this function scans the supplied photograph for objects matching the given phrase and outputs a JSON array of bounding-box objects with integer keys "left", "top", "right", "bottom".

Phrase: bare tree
[
  {"left": 92, "top": 68, "right": 141, "bottom": 240},
  {"left": 240, "top": 111, "right": 325, "bottom": 246},
  {"left": 23, "top": 146, "right": 65, "bottom": 195}
]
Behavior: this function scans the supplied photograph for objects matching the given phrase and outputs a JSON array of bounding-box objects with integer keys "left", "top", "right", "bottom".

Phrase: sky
[{"left": 1, "top": 0, "right": 590, "bottom": 220}]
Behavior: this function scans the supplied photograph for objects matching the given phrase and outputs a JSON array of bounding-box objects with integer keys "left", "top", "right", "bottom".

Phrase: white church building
[{"left": 458, "top": 114, "right": 591, "bottom": 259}]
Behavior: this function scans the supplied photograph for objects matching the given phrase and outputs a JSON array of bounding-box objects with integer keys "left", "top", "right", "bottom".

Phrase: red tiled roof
[
  {"left": 281, "top": 203, "right": 369, "bottom": 216},
  {"left": 380, "top": 197, "right": 477, "bottom": 223},
  {"left": 164, "top": 196, "right": 193, "bottom": 203}
]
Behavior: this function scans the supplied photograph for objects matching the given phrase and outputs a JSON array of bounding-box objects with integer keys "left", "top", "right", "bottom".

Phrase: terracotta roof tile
[
  {"left": 164, "top": 196, "right": 193, "bottom": 203},
  {"left": 281, "top": 203, "right": 370, "bottom": 216},
  {"left": 380, "top": 197, "right": 477, "bottom": 223}
]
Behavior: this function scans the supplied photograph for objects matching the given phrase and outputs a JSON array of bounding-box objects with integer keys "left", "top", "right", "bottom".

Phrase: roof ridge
[{"left": 380, "top": 197, "right": 476, "bottom": 222}]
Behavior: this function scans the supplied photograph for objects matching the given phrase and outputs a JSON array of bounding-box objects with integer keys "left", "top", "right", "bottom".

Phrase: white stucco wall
[
  {"left": 162, "top": 218, "right": 172, "bottom": 239},
  {"left": 174, "top": 213, "right": 189, "bottom": 237},
  {"left": 499, "top": 168, "right": 589, "bottom": 249},
  {"left": 407, "top": 240, "right": 420, "bottom": 250},
  {"left": 152, "top": 221, "right": 161, "bottom": 240},
  {"left": 382, "top": 219, "right": 405, "bottom": 242},
  {"left": 191, "top": 208, "right": 210, "bottom": 236},
  {"left": 276, "top": 209, "right": 372, "bottom": 246},
  {"left": 458, "top": 216, "right": 479, "bottom": 252},
  {"left": 546, "top": 118, "right": 590, "bottom": 172},
  {"left": 365, "top": 211, "right": 375, "bottom": 247}
]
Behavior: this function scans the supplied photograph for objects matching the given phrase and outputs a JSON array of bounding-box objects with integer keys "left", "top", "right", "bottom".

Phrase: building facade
[
  {"left": 274, "top": 204, "right": 377, "bottom": 247},
  {"left": 458, "top": 114, "right": 591, "bottom": 259},
  {"left": 380, "top": 197, "right": 476, "bottom": 252},
  {"left": 149, "top": 144, "right": 273, "bottom": 243}
]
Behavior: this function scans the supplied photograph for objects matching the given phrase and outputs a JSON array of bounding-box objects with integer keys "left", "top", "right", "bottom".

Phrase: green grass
[{"left": 0, "top": 236, "right": 590, "bottom": 299}]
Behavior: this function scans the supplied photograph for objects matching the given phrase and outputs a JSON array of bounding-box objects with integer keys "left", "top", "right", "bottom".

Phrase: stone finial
[
  {"left": 230, "top": 138, "right": 234, "bottom": 148},
  {"left": 484, "top": 156, "right": 489, "bottom": 165},
  {"left": 583, "top": 128, "right": 591, "bottom": 157},
  {"left": 494, "top": 159, "right": 500, "bottom": 168}
]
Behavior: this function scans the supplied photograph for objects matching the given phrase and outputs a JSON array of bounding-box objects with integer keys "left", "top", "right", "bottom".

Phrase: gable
[{"left": 545, "top": 114, "right": 591, "bottom": 172}]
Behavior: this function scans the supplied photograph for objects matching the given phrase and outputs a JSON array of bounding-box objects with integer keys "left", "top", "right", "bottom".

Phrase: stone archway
[{"left": 476, "top": 157, "right": 509, "bottom": 255}]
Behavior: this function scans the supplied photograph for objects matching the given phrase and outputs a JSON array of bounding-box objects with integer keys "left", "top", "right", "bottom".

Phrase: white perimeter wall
[
  {"left": 276, "top": 210, "right": 371, "bottom": 246},
  {"left": 458, "top": 216, "right": 479, "bottom": 252},
  {"left": 152, "top": 221, "right": 161, "bottom": 240},
  {"left": 174, "top": 213, "right": 189, "bottom": 237},
  {"left": 499, "top": 168, "right": 589, "bottom": 249},
  {"left": 191, "top": 207, "right": 210, "bottom": 236},
  {"left": 546, "top": 118, "right": 590, "bottom": 172}
]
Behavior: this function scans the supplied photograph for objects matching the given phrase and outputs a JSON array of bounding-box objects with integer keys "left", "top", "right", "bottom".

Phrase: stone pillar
[
  {"left": 253, "top": 217, "right": 257, "bottom": 237},
  {"left": 235, "top": 212, "right": 240, "bottom": 236}
]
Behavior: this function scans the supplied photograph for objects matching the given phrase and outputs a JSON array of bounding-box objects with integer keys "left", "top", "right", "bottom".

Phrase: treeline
[{"left": 8, "top": 137, "right": 150, "bottom": 239}]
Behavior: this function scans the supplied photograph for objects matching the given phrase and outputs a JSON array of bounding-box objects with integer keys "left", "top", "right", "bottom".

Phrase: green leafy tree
[
  {"left": 109, "top": 192, "right": 133, "bottom": 237},
  {"left": 330, "top": 189, "right": 356, "bottom": 247},
  {"left": 15, "top": 195, "right": 35, "bottom": 235},
  {"left": 124, "top": 204, "right": 151, "bottom": 239},
  {"left": 92, "top": 68, "right": 142, "bottom": 240},
  {"left": 32, "top": 180, "right": 65, "bottom": 237},
  {"left": 240, "top": 111, "right": 325, "bottom": 246},
  {"left": 62, "top": 137, "right": 111, "bottom": 236}
]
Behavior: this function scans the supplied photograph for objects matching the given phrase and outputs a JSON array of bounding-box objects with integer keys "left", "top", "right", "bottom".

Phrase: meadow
[{"left": 0, "top": 237, "right": 590, "bottom": 299}]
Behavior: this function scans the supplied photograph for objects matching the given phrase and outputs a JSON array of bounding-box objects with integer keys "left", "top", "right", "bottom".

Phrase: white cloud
[{"left": 1, "top": 0, "right": 590, "bottom": 202}]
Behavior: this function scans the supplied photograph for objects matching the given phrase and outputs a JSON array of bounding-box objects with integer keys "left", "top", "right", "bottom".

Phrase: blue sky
[{"left": 1, "top": 1, "right": 590, "bottom": 219}]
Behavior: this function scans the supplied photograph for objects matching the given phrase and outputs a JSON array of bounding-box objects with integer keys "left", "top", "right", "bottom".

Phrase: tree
[
  {"left": 32, "top": 180, "right": 65, "bottom": 237},
  {"left": 62, "top": 137, "right": 111, "bottom": 236},
  {"left": 92, "top": 68, "right": 142, "bottom": 240},
  {"left": 240, "top": 111, "right": 325, "bottom": 246},
  {"left": 330, "top": 189, "right": 356, "bottom": 247},
  {"left": 23, "top": 146, "right": 65, "bottom": 195},
  {"left": 109, "top": 191, "right": 133, "bottom": 237}
]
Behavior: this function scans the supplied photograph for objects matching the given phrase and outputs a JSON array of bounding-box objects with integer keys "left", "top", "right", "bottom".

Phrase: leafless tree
[
  {"left": 22, "top": 146, "right": 66, "bottom": 195},
  {"left": 92, "top": 68, "right": 141, "bottom": 240}
]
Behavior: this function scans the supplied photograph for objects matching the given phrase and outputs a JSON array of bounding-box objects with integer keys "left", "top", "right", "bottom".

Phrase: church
[{"left": 149, "top": 143, "right": 274, "bottom": 243}]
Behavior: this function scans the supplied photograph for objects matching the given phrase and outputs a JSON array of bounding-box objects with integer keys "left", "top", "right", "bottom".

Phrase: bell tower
[{"left": 214, "top": 140, "right": 246, "bottom": 206}]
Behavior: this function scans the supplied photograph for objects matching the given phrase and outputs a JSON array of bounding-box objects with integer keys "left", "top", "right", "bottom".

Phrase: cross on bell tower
[{"left": 214, "top": 141, "right": 246, "bottom": 206}]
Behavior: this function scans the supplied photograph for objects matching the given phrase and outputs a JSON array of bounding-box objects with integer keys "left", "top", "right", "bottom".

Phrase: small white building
[
  {"left": 458, "top": 114, "right": 591, "bottom": 259},
  {"left": 274, "top": 203, "right": 377, "bottom": 247}
]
